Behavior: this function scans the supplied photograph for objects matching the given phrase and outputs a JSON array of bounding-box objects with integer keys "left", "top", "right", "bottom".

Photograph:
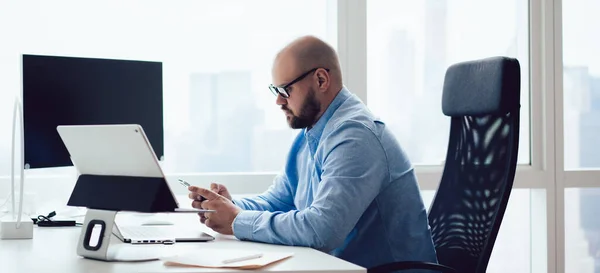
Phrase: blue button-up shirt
[{"left": 232, "top": 87, "right": 437, "bottom": 269}]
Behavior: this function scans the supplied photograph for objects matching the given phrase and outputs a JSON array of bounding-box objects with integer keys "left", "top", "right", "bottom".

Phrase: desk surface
[{"left": 0, "top": 212, "right": 365, "bottom": 273}]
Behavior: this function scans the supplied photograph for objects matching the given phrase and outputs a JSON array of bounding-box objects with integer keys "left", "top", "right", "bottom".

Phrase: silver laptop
[
  {"left": 114, "top": 224, "right": 214, "bottom": 244},
  {"left": 56, "top": 124, "right": 215, "bottom": 244}
]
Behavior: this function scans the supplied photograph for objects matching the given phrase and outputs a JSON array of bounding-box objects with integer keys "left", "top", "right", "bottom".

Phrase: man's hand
[
  {"left": 188, "top": 185, "right": 240, "bottom": 235},
  {"left": 189, "top": 183, "right": 232, "bottom": 201}
]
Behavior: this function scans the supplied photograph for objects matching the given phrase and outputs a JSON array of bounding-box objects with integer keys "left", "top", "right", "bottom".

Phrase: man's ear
[{"left": 316, "top": 70, "right": 330, "bottom": 92}]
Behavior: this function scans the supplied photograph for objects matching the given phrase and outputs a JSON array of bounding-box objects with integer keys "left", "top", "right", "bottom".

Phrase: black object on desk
[{"left": 32, "top": 211, "right": 80, "bottom": 227}]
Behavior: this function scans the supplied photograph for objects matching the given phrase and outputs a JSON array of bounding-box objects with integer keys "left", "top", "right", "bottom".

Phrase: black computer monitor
[{"left": 22, "top": 54, "right": 164, "bottom": 169}]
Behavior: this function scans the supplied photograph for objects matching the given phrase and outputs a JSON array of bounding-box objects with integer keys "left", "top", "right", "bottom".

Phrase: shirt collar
[{"left": 304, "top": 86, "right": 351, "bottom": 154}]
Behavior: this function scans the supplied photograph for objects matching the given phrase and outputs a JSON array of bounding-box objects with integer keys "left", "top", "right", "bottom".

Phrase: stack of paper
[{"left": 160, "top": 249, "right": 293, "bottom": 269}]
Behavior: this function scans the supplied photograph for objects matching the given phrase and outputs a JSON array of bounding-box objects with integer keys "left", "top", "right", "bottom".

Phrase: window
[
  {"left": 562, "top": 1, "right": 600, "bottom": 272},
  {"left": 366, "top": 0, "right": 530, "bottom": 166},
  {"left": 0, "top": 0, "right": 337, "bottom": 175},
  {"left": 366, "top": 1, "right": 533, "bottom": 271},
  {"left": 565, "top": 188, "right": 600, "bottom": 273},
  {"left": 562, "top": 0, "right": 600, "bottom": 170}
]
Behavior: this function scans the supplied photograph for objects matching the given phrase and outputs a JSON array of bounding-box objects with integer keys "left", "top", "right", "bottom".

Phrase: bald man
[{"left": 188, "top": 36, "right": 437, "bottom": 270}]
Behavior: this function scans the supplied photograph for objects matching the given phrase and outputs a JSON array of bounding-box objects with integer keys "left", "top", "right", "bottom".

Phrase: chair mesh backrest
[{"left": 428, "top": 57, "right": 521, "bottom": 273}]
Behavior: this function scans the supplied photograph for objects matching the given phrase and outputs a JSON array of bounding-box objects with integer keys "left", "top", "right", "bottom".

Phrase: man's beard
[{"left": 283, "top": 87, "right": 321, "bottom": 129}]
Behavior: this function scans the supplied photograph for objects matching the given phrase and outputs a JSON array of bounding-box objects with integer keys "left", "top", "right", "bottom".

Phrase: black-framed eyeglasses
[{"left": 269, "top": 67, "right": 329, "bottom": 98}]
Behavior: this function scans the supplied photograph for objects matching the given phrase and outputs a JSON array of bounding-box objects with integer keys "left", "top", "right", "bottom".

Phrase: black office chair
[{"left": 369, "top": 56, "right": 521, "bottom": 273}]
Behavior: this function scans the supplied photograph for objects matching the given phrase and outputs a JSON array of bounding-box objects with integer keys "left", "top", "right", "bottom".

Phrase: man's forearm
[
  {"left": 233, "top": 195, "right": 276, "bottom": 211},
  {"left": 232, "top": 208, "right": 344, "bottom": 252}
]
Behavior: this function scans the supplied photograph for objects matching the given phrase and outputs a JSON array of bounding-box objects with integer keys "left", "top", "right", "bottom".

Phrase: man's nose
[{"left": 275, "top": 94, "right": 286, "bottom": 106}]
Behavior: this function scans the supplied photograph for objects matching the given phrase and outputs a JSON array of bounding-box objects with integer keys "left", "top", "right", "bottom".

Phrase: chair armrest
[{"left": 368, "top": 261, "right": 458, "bottom": 273}]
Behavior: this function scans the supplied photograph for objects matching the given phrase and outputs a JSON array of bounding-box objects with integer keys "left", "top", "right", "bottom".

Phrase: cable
[
  {"left": 31, "top": 211, "right": 82, "bottom": 227},
  {"left": 32, "top": 211, "right": 56, "bottom": 224}
]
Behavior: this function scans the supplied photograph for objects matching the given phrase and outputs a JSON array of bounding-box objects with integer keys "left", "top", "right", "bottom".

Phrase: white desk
[{"left": 0, "top": 212, "right": 365, "bottom": 273}]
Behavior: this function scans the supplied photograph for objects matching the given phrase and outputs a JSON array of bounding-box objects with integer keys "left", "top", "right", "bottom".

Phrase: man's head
[{"left": 270, "top": 36, "right": 343, "bottom": 129}]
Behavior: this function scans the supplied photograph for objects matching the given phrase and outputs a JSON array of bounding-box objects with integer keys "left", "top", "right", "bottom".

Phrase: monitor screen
[{"left": 22, "top": 54, "right": 164, "bottom": 169}]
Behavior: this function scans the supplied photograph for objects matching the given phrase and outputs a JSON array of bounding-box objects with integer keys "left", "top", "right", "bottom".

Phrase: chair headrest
[{"left": 442, "top": 56, "right": 521, "bottom": 117}]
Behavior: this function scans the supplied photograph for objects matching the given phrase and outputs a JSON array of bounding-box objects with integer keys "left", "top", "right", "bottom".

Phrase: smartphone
[
  {"left": 179, "top": 179, "right": 206, "bottom": 202},
  {"left": 178, "top": 178, "right": 191, "bottom": 188}
]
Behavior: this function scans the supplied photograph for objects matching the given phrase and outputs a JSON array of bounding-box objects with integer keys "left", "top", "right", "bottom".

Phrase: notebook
[{"left": 160, "top": 249, "right": 294, "bottom": 269}]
